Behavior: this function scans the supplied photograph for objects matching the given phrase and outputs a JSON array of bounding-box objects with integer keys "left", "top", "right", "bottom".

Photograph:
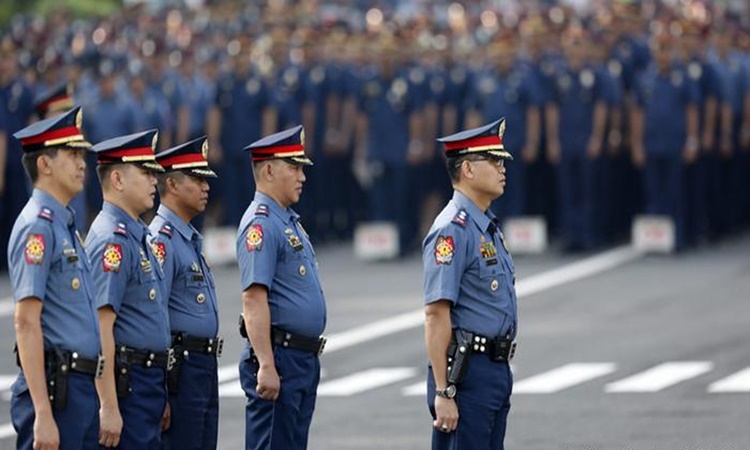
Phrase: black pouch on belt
[{"left": 446, "top": 329, "right": 473, "bottom": 386}]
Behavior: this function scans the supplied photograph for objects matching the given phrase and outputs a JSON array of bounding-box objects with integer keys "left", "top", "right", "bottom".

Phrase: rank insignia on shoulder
[
  {"left": 246, "top": 224, "right": 264, "bottom": 251},
  {"left": 114, "top": 223, "right": 127, "bottom": 237},
  {"left": 452, "top": 209, "right": 468, "bottom": 228},
  {"left": 151, "top": 242, "right": 166, "bottom": 267},
  {"left": 24, "top": 233, "right": 46, "bottom": 265},
  {"left": 38, "top": 208, "right": 54, "bottom": 222},
  {"left": 159, "top": 224, "right": 173, "bottom": 238},
  {"left": 434, "top": 235, "right": 455, "bottom": 265},
  {"left": 102, "top": 243, "right": 123, "bottom": 273},
  {"left": 255, "top": 204, "right": 269, "bottom": 216}
]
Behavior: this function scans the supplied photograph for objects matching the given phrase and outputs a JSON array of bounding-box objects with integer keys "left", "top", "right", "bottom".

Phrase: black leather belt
[
  {"left": 117, "top": 346, "right": 174, "bottom": 370},
  {"left": 45, "top": 350, "right": 105, "bottom": 378},
  {"left": 271, "top": 328, "right": 326, "bottom": 356},
  {"left": 467, "top": 333, "right": 517, "bottom": 362},
  {"left": 171, "top": 333, "right": 224, "bottom": 357}
]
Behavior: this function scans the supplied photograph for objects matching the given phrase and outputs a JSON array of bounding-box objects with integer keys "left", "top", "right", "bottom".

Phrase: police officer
[
  {"left": 9, "top": 106, "right": 102, "bottom": 449},
  {"left": 85, "top": 129, "right": 171, "bottom": 449},
  {"left": 423, "top": 118, "right": 517, "bottom": 449},
  {"left": 150, "top": 137, "right": 221, "bottom": 450},
  {"left": 236, "top": 125, "right": 327, "bottom": 450}
]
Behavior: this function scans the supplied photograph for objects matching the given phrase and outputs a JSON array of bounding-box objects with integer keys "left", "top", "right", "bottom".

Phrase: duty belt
[
  {"left": 44, "top": 350, "right": 105, "bottom": 378},
  {"left": 468, "top": 333, "right": 517, "bottom": 362},
  {"left": 271, "top": 328, "right": 327, "bottom": 356},
  {"left": 117, "top": 346, "right": 174, "bottom": 370},
  {"left": 171, "top": 333, "right": 224, "bottom": 357}
]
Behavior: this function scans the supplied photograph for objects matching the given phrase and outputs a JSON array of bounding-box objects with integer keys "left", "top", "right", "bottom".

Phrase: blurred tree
[{"left": 1, "top": 0, "right": 120, "bottom": 27}]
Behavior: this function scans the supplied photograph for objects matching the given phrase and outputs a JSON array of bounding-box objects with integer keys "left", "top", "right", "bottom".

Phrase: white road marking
[
  {"left": 0, "top": 423, "right": 15, "bottom": 440},
  {"left": 513, "top": 363, "right": 617, "bottom": 394},
  {"left": 402, "top": 381, "right": 426, "bottom": 397},
  {"left": 317, "top": 367, "right": 418, "bottom": 397},
  {"left": 605, "top": 362, "right": 713, "bottom": 393},
  {"left": 708, "top": 367, "right": 750, "bottom": 393}
]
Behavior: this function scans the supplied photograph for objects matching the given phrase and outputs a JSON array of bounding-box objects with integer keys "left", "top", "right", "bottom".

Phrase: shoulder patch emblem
[
  {"left": 102, "top": 243, "right": 123, "bottom": 273},
  {"left": 114, "top": 223, "right": 127, "bottom": 237},
  {"left": 159, "top": 224, "right": 173, "bottom": 238},
  {"left": 151, "top": 242, "right": 166, "bottom": 267},
  {"left": 255, "top": 204, "right": 269, "bottom": 216},
  {"left": 452, "top": 209, "right": 468, "bottom": 228},
  {"left": 245, "top": 224, "right": 264, "bottom": 252},
  {"left": 24, "top": 233, "right": 46, "bottom": 265},
  {"left": 38, "top": 208, "right": 54, "bottom": 222},
  {"left": 434, "top": 235, "right": 455, "bottom": 265}
]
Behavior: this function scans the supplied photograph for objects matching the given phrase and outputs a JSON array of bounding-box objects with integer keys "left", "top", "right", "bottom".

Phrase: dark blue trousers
[
  {"left": 643, "top": 153, "right": 685, "bottom": 248},
  {"left": 240, "top": 347, "right": 320, "bottom": 450},
  {"left": 427, "top": 354, "right": 513, "bottom": 450},
  {"left": 557, "top": 153, "right": 599, "bottom": 249},
  {"left": 116, "top": 365, "right": 167, "bottom": 450},
  {"left": 162, "top": 353, "right": 219, "bottom": 450},
  {"left": 11, "top": 372, "right": 99, "bottom": 450}
]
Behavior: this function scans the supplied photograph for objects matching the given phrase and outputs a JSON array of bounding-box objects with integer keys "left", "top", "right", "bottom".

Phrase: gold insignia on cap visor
[{"left": 201, "top": 139, "right": 209, "bottom": 159}]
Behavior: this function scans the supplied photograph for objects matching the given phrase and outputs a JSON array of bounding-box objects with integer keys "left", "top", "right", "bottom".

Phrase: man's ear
[
  {"left": 460, "top": 160, "right": 474, "bottom": 180},
  {"left": 37, "top": 153, "right": 54, "bottom": 176},
  {"left": 110, "top": 167, "right": 124, "bottom": 191}
]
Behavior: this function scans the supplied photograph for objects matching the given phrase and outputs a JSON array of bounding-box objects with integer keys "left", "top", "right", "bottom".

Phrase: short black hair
[
  {"left": 445, "top": 153, "right": 488, "bottom": 183},
  {"left": 156, "top": 170, "right": 186, "bottom": 196},
  {"left": 96, "top": 163, "right": 120, "bottom": 188},
  {"left": 21, "top": 148, "right": 60, "bottom": 184}
]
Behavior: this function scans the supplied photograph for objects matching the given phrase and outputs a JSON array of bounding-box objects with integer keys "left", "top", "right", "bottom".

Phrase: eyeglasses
[{"left": 468, "top": 157, "right": 504, "bottom": 168}]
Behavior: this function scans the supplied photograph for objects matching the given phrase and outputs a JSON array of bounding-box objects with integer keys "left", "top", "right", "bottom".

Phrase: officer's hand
[
  {"left": 256, "top": 364, "right": 281, "bottom": 401},
  {"left": 521, "top": 144, "right": 538, "bottom": 163},
  {"left": 586, "top": 137, "right": 602, "bottom": 160},
  {"left": 99, "top": 406, "right": 123, "bottom": 448},
  {"left": 33, "top": 410, "right": 60, "bottom": 450},
  {"left": 631, "top": 144, "right": 646, "bottom": 168},
  {"left": 701, "top": 132, "right": 715, "bottom": 153},
  {"left": 546, "top": 139, "right": 561, "bottom": 165},
  {"left": 433, "top": 396, "right": 459, "bottom": 433},
  {"left": 161, "top": 402, "right": 172, "bottom": 431}
]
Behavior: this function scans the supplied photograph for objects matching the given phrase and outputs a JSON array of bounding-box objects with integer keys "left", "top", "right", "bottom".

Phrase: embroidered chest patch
[
  {"left": 245, "top": 225, "right": 264, "bottom": 252},
  {"left": 434, "top": 235, "right": 455, "bottom": 265},
  {"left": 24, "top": 233, "right": 46, "bottom": 265}
]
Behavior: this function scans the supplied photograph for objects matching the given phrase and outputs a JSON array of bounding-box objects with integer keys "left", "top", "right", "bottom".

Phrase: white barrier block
[
  {"left": 203, "top": 226, "right": 238, "bottom": 266},
  {"left": 631, "top": 215, "right": 675, "bottom": 253},
  {"left": 503, "top": 217, "right": 547, "bottom": 254},
  {"left": 354, "top": 222, "right": 399, "bottom": 260}
]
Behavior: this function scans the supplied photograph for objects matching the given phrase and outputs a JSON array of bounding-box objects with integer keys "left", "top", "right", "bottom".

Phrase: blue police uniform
[
  {"left": 8, "top": 107, "right": 100, "bottom": 450},
  {"left": 215, "top": 69, "right": 272, "bottom": 226},
  {"left": 237, "top": 126, "right": 327, "bottom": 450},
  {"left": 1, "top": 76, "right": 35, "bottom": 272},
  {"left": 551, "top": 60, "right": 608, "bottom": 249},
  {"left": 634, "top": 62, "right": 700, "bottom": 248},
  {"left": 424, "top": 119, "right": 517, "bottom": 450},
  {"left": 357, "top": 65, "right": 423, "bottom": 251},
  {"left": 150, "top": 137, "right": 221, "bottom": 450},
  {"left": 86, "top": 130, "right": 171, "bottom": 449}
]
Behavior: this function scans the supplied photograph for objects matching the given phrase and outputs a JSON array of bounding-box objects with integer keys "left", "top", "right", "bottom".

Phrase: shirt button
[
  {"left": 71, "top": 278, "right": 80, "bottom": 290},
  {"left": 149, "top": 288, "right": 156, "bottom": 300},
  {"left": 491, "top": 279, "right": 499, "bottom": 291},
  {"left": 196, "top": 293, "right": 206, "bottom": 304}
]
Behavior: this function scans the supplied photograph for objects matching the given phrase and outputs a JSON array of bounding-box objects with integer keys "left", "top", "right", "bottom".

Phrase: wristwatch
[{"left": 436, "top": 384, "right": 457, "bottom": 399}]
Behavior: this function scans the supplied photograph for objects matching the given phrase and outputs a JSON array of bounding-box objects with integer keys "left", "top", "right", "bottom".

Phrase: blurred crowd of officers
[{"left": 3, "top": 0, "right": 750, "bottom": 266}]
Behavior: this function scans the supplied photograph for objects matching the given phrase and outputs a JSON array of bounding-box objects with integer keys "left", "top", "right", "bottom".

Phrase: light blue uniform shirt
[
  {"left": 86, "top": 202, "right": 170, "bottom": 351},
  {"left": 8, "top": 189, "right": 100, "bottom": 358},
  {"left": 236, "top": 192, "right": 326, "bottom": 338},
  {"left": 423, "top": 190, "right": 518, "bottom": 339},
  {"left": 150, "top": 204, "right": 219, "bottom": 339}
]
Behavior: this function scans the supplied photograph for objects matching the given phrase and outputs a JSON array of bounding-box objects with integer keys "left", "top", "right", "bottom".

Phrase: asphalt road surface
[{"left": 0, "top": 234, "right": 748, "bottom": 450}]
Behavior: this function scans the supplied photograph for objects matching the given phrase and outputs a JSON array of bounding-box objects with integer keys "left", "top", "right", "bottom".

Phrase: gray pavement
[{"left": 0, "top": 235, "right": 749, "bottom": 449}]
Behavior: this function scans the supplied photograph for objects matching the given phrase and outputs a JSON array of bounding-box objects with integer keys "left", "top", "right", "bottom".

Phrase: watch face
[{"left": 445, "top": 385, "right": 457, "bottom": 398}]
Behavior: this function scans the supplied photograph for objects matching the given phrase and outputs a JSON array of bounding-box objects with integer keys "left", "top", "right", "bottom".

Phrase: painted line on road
[
  {"left": 0, "top": 423, "right": 15, "bottom": 440},
  {"left": 0, "top": 297, "right": 13, "bottom": 318},
  {"left": 708, "top": 367, "right": 750, "bottom": 393},
  {"left": 216, "top": 245, "right": 642, "bottom": 390},
  {"left": 317, "top": 367, "right": 418, "bottom": 396},
  {"left": 605, "top": 361, "right": 714, "bottom": 393},
  {"left": 513, "top": 363, "right": 617, "bottom": 394}
]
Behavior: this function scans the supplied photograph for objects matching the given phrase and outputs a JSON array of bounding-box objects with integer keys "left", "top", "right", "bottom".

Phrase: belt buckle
[
  {"left": 215, "top": 337, "right": 224, "bottom": 358},
  {"left": 95, "top": 355, "right": 105, "bottom": 379},
  {"left": 317, "top": 337, "right": 327, "bottom": 356},
  {"left": 167, "top": 348, "right": 176, "bottom": 371}
]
